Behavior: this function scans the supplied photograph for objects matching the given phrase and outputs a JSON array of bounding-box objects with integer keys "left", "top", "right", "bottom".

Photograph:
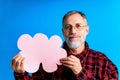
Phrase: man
[{"left": 11, "top": 10, "right": 118, "bottom": 80}]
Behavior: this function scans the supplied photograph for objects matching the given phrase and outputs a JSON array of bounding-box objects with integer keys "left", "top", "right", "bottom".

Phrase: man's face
[{"left": 62, "top": 13, "right": 89, "bottom": 49}]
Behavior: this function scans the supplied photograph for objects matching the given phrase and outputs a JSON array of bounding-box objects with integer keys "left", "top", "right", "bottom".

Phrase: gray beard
[{"left": 65, "top": 37, "right": 85, "bottom": 49}]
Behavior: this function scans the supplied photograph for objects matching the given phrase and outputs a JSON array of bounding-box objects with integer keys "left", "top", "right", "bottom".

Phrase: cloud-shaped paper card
[{"left": 17, "top": 33, "right": 67, "bottom": 73}]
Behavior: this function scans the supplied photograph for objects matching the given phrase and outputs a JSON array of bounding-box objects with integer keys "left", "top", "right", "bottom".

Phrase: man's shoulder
[
  {"left": 88, "top": 48, "right": 108, "bottom": 59},
  {"left": 88, "top": 48, "right": 118, "bottom": 69}
]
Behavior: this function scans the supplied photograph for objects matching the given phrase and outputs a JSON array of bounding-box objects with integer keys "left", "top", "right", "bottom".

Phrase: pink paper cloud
[{"left": 17, "top": 33, "right": 67, "bottom": 73}]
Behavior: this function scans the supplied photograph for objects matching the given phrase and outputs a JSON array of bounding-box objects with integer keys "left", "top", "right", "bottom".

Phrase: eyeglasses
[{"left": 63, "top": 24, "right": 88, "bottom": 31}]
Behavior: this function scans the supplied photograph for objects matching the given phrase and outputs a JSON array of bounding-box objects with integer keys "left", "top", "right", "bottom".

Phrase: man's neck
[{"left": 69, "top": 43, "right": 85, "bottom": 55}]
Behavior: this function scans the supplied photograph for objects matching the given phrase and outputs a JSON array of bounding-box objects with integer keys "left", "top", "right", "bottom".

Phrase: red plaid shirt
[{"left": 14, "top": 42, "right": 118, "bottom": 80}]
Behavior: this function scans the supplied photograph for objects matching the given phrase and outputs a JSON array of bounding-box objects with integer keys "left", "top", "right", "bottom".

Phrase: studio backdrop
[{"left": 0, "top": 0, "right": 120, "bottom": 79}]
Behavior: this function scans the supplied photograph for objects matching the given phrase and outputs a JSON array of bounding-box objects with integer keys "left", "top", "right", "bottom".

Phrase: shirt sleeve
[
  {"left": 14, "top": 64, "right": 47, "bottom": 80},
  {"left": 75, "top": 66, "right": 91, "bottom": 80},
  {"left": 106, "top": 60, "right": 118, "bottom": 80},
  {"left": 75, "top": 62, "right": 118, "bottom": 80},
  {"left": 75, "top": 54, "right": 118, "bottom": 80},
  {"left": 14, "top": 72, "right": 32, "bottom": 80}
]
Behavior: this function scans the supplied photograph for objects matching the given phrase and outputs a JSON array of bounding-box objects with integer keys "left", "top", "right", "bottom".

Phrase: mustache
[{"left": 68, "top": 34, "right": 81, "bottom": 38}]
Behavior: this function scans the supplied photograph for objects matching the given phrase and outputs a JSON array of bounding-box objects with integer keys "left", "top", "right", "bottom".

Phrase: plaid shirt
[{"left": 14, "top": 42, "right": 118, "bottom": 80}]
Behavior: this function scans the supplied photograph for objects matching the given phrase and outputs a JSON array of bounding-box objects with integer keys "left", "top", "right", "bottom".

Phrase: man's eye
[
  {"left": 76, "top": 24, "right": 81, "bottom": 27},
  {"left": 65, "top": 26, "right": 70, "bottom": 29},
  {"left": 64, "top": 25, "right": 71, "bottom": 29}
]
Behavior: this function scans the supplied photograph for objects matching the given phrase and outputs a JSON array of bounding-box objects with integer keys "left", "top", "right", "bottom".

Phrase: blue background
[{"left": 0, "top": 0, "right": 120, "bottom": 79}]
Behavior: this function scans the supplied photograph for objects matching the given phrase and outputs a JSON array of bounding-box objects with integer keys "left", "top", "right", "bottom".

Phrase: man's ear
[
  {"left": 62, "top": 28, "right": 64, "bottom": 35},
  {"left": 85, "top": 26, "right": 89, "bottom": 35}
]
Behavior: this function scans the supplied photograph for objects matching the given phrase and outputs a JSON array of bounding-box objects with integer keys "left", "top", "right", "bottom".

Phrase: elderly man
[{"left": 11, "top": 10, "right": 118, "bottom": 80}]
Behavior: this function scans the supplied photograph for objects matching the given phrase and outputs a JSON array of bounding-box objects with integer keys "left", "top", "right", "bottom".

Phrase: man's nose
[{"left": 70, "top": 27, "right": 77, "bottom": 34}]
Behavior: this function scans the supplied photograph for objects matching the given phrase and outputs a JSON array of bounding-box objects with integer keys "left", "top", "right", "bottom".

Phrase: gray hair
[{"left": 62, "top": 10, "right": 87, "bottom": 27}]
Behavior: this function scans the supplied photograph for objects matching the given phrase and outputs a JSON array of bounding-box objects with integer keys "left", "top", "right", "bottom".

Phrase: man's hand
[
  {"left": 11, "top": 53, "right": 25, "bottom": 73},
  {"left": 60, "top": 55, "right": 82, "bottom": 75}
]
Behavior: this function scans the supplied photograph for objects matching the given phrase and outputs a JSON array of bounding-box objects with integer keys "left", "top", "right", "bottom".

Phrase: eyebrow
[{"left": 64, "top": 23, "right": 83, "bottom": 26}]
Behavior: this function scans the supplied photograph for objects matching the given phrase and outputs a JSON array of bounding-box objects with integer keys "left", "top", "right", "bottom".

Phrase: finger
[
  {"left": 11, "top": 56, "right": 20, "bottom": 68},
  {"left": 11, "top": 54, "right": 23, "bottom": 69},
  {"left": 12, "top": 53, "right": 22, "bottom": 60},
  {"left": 61, "top": 58, "right": 75, "bottom": 66},
  {"left": 60, "top": 57, "right": 74, "bottom": 65},
  {"left": 68, "top": 55, "right": 80, "bottom": 63},
  {"left": 62, "top": 63, "right": 73, "bottom": 68},
  {"left": 16, "top": 55, "right": 25, "bottom": 68},
  {"left": 20, "top": 57, "right": 25, "bottom": 67},
  {"left": 62, "top": 55, "right": 81, "bottom": 67},
  {"left": 61, "top": 55, "right": 76, "bottom": 63},
  {"left": 15, "top": 57, "right": 25, "bottom": 70},
  {"left": 62, "top": 61, "right": 74, "bottom": 66},
  {"left": 67, "top": 56, "right": 76, "bottom": 62},
  {"left": 11, "top": 54, "right": 22, "bottom": 65}
]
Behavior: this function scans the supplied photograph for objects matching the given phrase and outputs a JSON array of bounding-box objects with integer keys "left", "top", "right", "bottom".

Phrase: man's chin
[{"left": 66, "top": 41, "right": 82, "bottom": 49}]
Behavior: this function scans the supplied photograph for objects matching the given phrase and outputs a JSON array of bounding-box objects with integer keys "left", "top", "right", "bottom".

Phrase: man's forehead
[
  {"left": 64, "top": 14, "right": 87, "bottom": 24},
  {"left": 65, "top": 13, "right": 86, "bottom": 20}
]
